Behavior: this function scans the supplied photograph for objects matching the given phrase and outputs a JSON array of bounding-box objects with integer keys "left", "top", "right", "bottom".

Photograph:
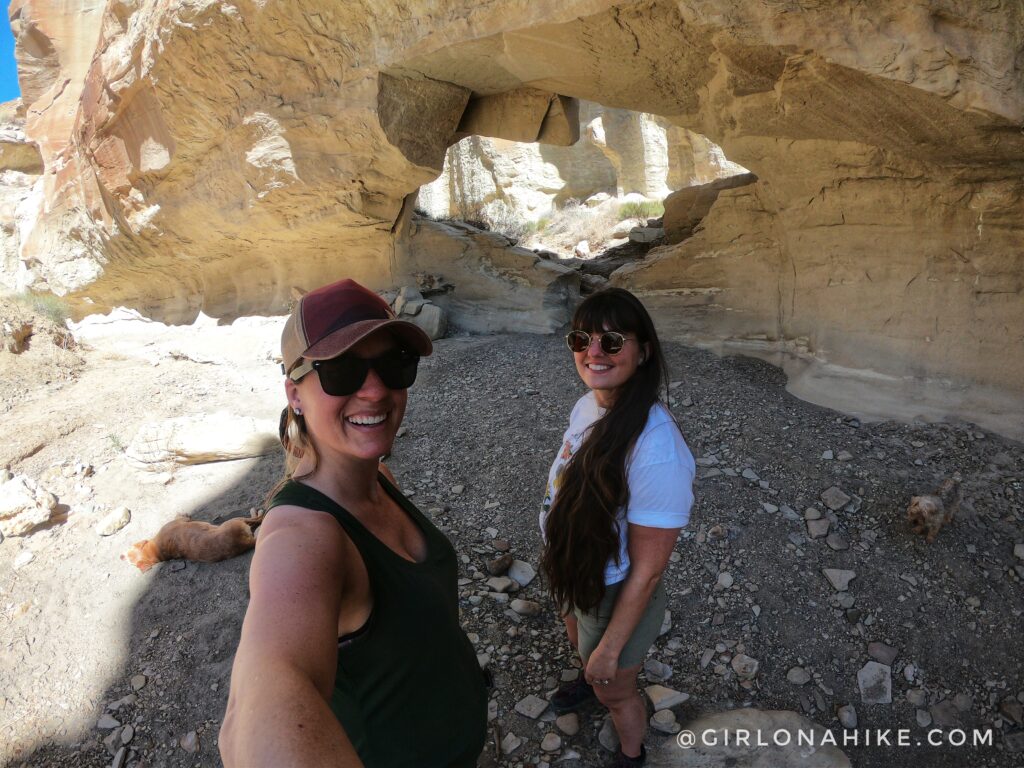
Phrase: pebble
[
  {"left": 96, "top": 714, "right": 120, "bottom": 730},
  {"left": 540, "top": 733, "right": 561, "bottom": 752},
  {"left": 644, "top": 684, "right": 689, "bottom": 711},
  {"left": 780, "top": 505, "right": 801, "bottom": 522},
  {"left": 514, "top": 694, "right": 548, "bottom": 719},
  {"left": 486, "top": 554, "right": 513, "bottom": 575},
  {"left": 1006, "top": 732, "right": 1024, "bottom": 752},
  {"left": 508, "top": 560, "right": 536, "bottom": 587},
  {"left": 650, "top": 709, "right": 680, "bottom": 734},
  {"left": 13, "top": 550, "right": 34, "bottom": 569},
  {"left": 826, "top": 533, "right": 849, "bottom": 551},
  {"left": 837, "top": 451, "right": 853, "bottom": 461},
  {"left": 1000, "top": 698, "right": 1024, "bottom": 726},
  {"left": 643, "top": 658, "right": 672, "bottom": 682},
  {"left": 730, "top": 654, "right": 759, "bottom": 679},
  {"left": 120, "top": 724, "right": 134, "bottom": 745},
  {"left": 822, "top": 569, "right": 856, "bottom": 591},
  {"left": 867, "top": 642, "right": 898, "bottom": 666},
  {"left": 837, "top": 704, "right": 857, "bottom": 729},
  {"left": 451, "top": 485, "right": 465, "bottom": 495},
  {"left": 130, "top": 674, "right": 147, "bottom": 691},
  {"left": 786, "top": 667, "right": 811, "bottom": 685},
  {"left": 930, "top": 699, "right": 961, "bottom": 726},
  {"left": 906, "top": 689, "right": 927, "bottom": 707},
  {"left": 1014, "top": 543, "right": 1024, "bottom": 561},
  {"left": 95, "top": 506, "right": 131, "bottom": 536},
  {"left": 715, "top": 572, "right": 734, "bottom": 590},
  {"left": 509, "top": 599, "right": 541, "bottom": 617},
  {"left": 916, "top": 709, "right": 932, "bottom": 727},
  {"left": 821, "top": 450, "right": 834, "bottom": 460},
  {"left": 821, "top": 486, "right": 852, "bottom": 511},
  {"left": 741, "top": 469, "right": 760, "bottom": 481},
  {"left": 804, "top": 507, "right": 822, "bottom": 520},
  {"left": 555, "top": 713, "right": 579, "bottom": 736},
  {"left": 598, "top": 716, "right": 620, "bottom": 752},
  {"left": 111, "top": 746, "right": 127, "bottom": 768},
  {"left": 857, "top": 661, "right": 892, "bottom": 704},
  {"left": 807, "top": 519, "right": 830, "bottom": 539},
  {"left": 953, "top": 693, "right": 973, "bottom": 712},
  {"left": 179, "top": 730, "right": 199, "bottom": 753},
  {"left": 500, "top": 732, "right": 522, "bottom": 755},
  {"left": 485, "top": 576, "right": 514, "bottom": 593}
]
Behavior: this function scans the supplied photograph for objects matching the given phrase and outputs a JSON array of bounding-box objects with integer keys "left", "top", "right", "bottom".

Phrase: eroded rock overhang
[{"left": 8, "top": 0, "right": 1024, "bottom": 433}]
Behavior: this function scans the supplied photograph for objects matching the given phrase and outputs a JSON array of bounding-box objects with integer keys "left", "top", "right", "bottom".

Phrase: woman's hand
[{"left": 585, "top": 644, "right": 620, "bottom": 686}]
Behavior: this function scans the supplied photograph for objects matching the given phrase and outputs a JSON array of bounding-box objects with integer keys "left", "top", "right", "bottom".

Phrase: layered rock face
[
  {"left": 7, "top": 0, "right": 1024, "bottom": 432},
  {"left": 0, "top": 103, "right": 44, "bottom": 292}
]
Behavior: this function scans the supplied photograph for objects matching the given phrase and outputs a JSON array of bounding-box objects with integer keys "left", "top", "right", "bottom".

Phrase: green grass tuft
[
  {"left": 14, "top": 293, "right": 70, "bottom": 325},
  {"left": 617, "top": 200, "right": 664, "bottom": 221}
]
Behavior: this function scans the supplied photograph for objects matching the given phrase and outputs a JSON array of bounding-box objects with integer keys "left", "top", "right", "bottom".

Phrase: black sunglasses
[
  {"left": 565, "top": 330, "right": 636, "bottom": 355},
  {"left": 289, "top": 348, "right": 420, "bottom": 396}
]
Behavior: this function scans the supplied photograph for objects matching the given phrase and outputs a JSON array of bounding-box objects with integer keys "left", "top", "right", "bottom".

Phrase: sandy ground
[{"left": 0, "top": 301, "right": 1022, "bottom": 768}]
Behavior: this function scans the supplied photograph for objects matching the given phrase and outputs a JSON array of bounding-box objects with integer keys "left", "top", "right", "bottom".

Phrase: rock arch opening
[{"left": 6, "top": 0, "right": 1023, "bottom": 437}]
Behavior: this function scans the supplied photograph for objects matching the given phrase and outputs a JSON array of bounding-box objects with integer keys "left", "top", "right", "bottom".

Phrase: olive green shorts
[{"left": 574, "top": 579, "right": 667, "bottom": 669}]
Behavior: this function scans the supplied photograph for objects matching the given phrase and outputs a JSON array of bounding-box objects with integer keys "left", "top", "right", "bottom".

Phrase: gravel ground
[{"left": 4, "top": 333, "right": 1023, "bottom": 768}]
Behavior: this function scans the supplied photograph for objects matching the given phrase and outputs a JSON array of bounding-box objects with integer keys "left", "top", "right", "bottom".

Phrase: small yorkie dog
[{"left": 907, "top": 473, "right": 961, "bottom": 543}]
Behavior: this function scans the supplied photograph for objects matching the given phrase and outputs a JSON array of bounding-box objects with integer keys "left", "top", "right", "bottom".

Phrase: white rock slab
[{"left": 126, "top": 412, "right": 279, "bottom": 469}]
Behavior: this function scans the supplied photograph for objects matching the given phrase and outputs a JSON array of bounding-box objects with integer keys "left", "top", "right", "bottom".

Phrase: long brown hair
[{"left": 541, "top": 288, "right": 670, "bottom": 612}]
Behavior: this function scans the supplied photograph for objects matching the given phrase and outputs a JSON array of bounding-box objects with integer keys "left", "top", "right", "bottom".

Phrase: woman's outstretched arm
[{"left": 220, "top": 506, "right": 363, "bottom": 767}]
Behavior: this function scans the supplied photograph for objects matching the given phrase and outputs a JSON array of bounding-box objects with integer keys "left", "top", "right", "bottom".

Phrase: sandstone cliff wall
[{"left": 5, "top": 0, "right": 1023, "bottom": 434}]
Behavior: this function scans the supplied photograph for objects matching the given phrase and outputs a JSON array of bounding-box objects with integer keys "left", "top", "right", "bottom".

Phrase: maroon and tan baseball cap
[{"left": 281, "top": 279, "right": 432, "bottom": 374}]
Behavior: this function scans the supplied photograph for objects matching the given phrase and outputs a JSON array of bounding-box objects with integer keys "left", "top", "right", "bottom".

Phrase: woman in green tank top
[{"left": 219, "top": 279, "right": 487, "bottom": 767}]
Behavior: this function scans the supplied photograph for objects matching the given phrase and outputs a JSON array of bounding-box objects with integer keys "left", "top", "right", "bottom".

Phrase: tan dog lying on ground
[
  {"left": 123, "top": 512, "right": 265, "bottom": 572},
  {"left": 907, "top": 474, "right": 961, "bottom": 543}
]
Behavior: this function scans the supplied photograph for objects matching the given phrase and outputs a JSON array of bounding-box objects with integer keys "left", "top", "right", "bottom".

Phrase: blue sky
[{"left": 1, "top": 0, "right": 20, "bottom": 102}]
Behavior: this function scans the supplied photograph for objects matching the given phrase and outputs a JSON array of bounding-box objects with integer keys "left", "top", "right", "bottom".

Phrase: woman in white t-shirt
[{"left": 540, "top": 288, "right": 695, "bottom": 768}]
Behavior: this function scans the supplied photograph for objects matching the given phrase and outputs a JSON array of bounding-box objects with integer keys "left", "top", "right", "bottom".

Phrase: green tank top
[{"left": 269, "top": 476, "right": 487, "bottom": 767}]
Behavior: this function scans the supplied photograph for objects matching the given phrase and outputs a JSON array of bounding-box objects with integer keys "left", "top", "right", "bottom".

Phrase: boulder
[
  {"left": 407, "top": 302, "right": 447, "bottom": 340},
  {"left": 0, "top": 474, "right": 58, "bottom": 536}
]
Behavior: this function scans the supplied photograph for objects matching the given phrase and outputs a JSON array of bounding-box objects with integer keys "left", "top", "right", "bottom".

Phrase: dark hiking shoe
[
  {"left": 606, "top": 745, "right": 646, "bottom": 767},
  {"left": 549, "top": 677, "right": 596, "bottom": 714}
]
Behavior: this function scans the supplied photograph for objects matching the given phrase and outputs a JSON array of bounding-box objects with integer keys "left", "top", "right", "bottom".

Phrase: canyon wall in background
[{"left": 4, "top": 0, "right": 1023, "bottom": 435}]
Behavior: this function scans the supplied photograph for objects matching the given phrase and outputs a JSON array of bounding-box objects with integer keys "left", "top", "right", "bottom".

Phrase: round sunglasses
[
  {"left": 288, "top": 347, "right": 420, "bottom": 396},
  {"left": 565, "top": 330, "right": 637, "bottom": 355}
]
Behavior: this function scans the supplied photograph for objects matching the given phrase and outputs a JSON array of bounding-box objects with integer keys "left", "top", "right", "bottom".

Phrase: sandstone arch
[{"left": 7, "top": 0, "right": 1024, "bottom": 435}]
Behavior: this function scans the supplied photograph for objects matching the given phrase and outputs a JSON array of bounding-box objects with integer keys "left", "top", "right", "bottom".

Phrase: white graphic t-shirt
[{"left": 541, "top": 391, "right": 695, "bottom": 585}]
